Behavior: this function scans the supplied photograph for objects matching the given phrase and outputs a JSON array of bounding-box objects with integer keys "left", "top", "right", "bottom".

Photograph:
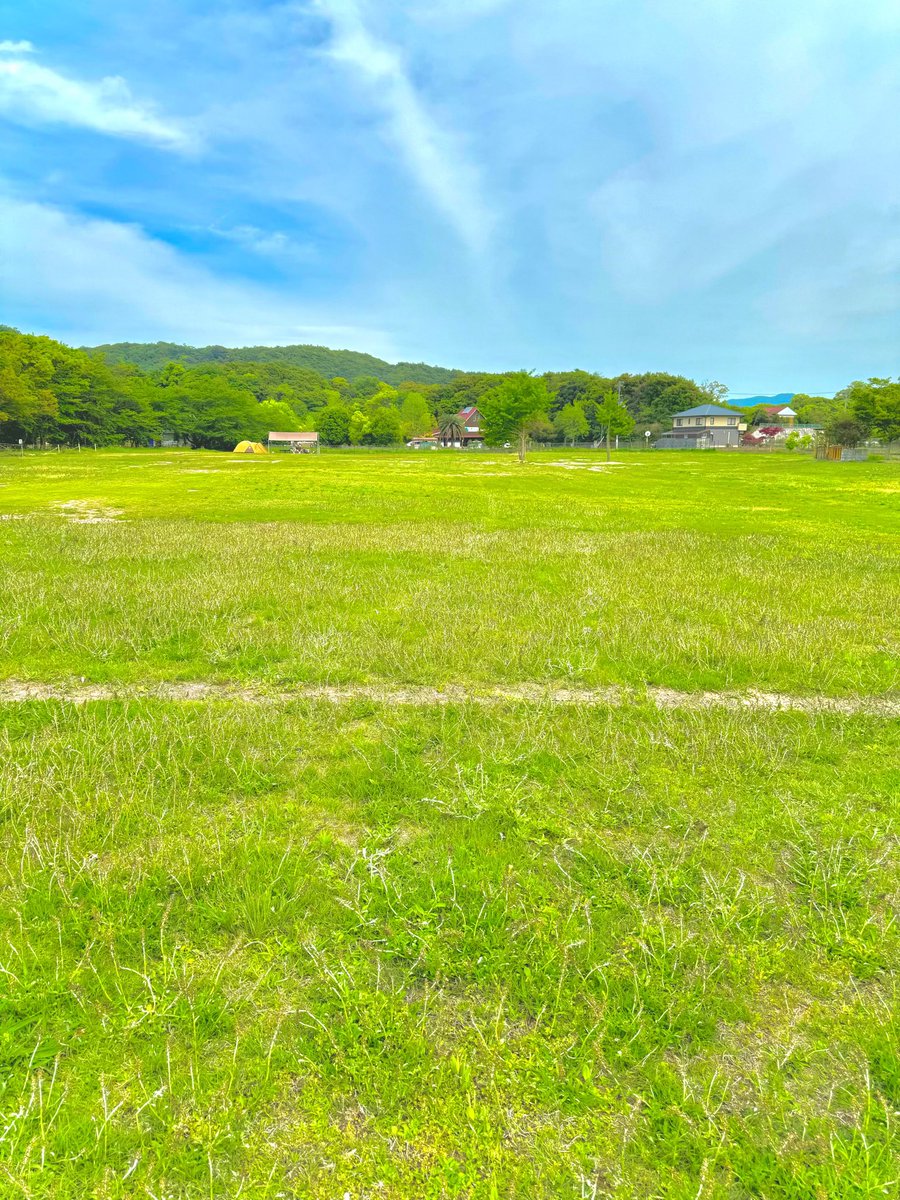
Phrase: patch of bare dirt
[
  {"left": 52, "top": 500, "right": 124, "bottom": 523},
  {"left": 0, "top": 681, "right": 895, "bottom": 716}
]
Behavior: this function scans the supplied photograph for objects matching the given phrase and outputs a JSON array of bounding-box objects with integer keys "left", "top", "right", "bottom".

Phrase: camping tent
[{"left": 233, "top": 441, "right": 267, "bottom": 454}]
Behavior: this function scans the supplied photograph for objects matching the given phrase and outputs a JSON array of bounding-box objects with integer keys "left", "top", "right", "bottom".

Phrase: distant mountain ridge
[
  {"left": 87, "top": 341, "right": 460, "bottom": 386},
  {"left": 727, "top": 393, "right": 795, "bottom": 408}
]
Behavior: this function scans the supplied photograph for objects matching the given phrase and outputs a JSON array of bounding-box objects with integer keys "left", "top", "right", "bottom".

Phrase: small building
[
  {"left": 436, "top": 405, "right": 485, "bottom": 447},
  {"left": 268, "top": 431, "right": 319, "bottom": 453},
  {"left": 668, "top": 404, "right": 745, "bottom": 447},
  {"left": 759, "top": 404, "right": 798, "bottom": 427}
]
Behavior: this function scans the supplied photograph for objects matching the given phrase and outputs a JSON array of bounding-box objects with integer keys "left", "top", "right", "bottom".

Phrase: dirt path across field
[{"left": 0, "top": 680, "right": 897, "bottom": 716}]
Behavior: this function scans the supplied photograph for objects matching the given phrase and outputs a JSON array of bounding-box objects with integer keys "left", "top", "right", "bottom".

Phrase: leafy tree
[
  {"left": 797, "top": 397, "right": 842, "bottom": 427},
  {"left": 553, "top": 402, "right": 589, "bottom": 445},
  {"left": 315, "top": 405, "right": 351, "bottom": 446},
  {"left": 844, "top": 378, "right": 900, "bottom": 442},
  {"left": 115, "top": 376, "right": 161, "bottom": 444},
  {"left": 0, "top": 331, "right": 58, "bottom": 436},
  {"left": 351, "top": 375, "right": 382, "bottom": 399},
  {"left": 348, "top": 410, "right": 369, "bottom": 444},
  {"left": 595, "top": 389, "right": 635, "bottom": 461},
  {"left": 700, "top": 380, "right": 729, "bottom": 403},
  {"left": 201, "top": 362, "right": 332, "bottom": 411},
  {"left": 366, "top": 386, "right": 399, "bottom": 411},
  {"left": 825, "top": 415, "right": 863, "bottom": 447},
  {"left": 158, "top": 361, "right": 186, "bottom": 389},
  {"left": 363, "top": 407, "right": 402, "bottom": 445},
  {"left": 545, "top": 370, "right": 608, "bottom": 414},
  {"left": 258, "top": 399, "right": 303, "bottom": 433},
  {"left": 481, "top": 372, "right": 550, "bottom": 462},
  {"left": 529, "top": 415, "right": 556, "bottom": 443},
  {"left": 166, "top": 374, "right": 264, "bottom": 450},
  {"left": 399, "top": 391, "right": 433, "bottom": 439}
]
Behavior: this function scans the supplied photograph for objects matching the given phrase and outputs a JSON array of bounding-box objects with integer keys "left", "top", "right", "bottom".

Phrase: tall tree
[
  {"left": 348, "top": 410, "right": 369, "bottom": 444},
  {"left": 315, "top": 405, "right": 351, "bottom": 446},
  {"left": 825, "top": 415, "right": 863, "bottom": 447},
  {"left": 595, "top": 389, "right": 635, "bottom": 461},
  {"left": 363, "top": 407, "right": 403, "bottom": 445},
  {"left": 700, "top": 380, "right": 729, "bottom": 404},
  {"left": 166, "top": 374, "right": 264, "bottom": 450},
  {"left": 258, "top": 399, "right": 304, "bottom": 432},
  {"left": 481, "top": 372, "right": 550, "bottom": 462},
  {"left": 0, "top": 332, "right": 58, "bottom": 436},
  {"left": 399, "top": 391, "right": 434, "bottom": 438},
  {"left": 844, "top": 378, "right": 900, "bottom": 442},
  {"left": 553, "top": 402, "right": 589, "bottom": 446}
]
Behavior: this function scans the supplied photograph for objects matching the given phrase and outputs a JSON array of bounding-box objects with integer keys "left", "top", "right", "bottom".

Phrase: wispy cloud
[
  {"left": 0, "top": 40, "right": 35, "bottom": 53},
  {"left": 1, "top": 1, "right": 898, "bottom": 389},
  {"left": 0, "top": 54, "right": 193, "bottom": 150},
  {"left": 316, "top": 0, "right": 494, "bottom": 254},
  {"left": 208, "top": 223, "right": 318, "bottom": 263},
  {"left": 0, "top": 189, "right": 391, "bottom": 352}
]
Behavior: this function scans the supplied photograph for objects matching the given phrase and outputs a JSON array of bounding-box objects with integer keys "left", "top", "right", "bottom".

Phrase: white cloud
[
  {"left": 315, "top": 0, "right": 494, "bottom": 253},
  {"left": 0, "top": 56, "right": 193, "bottom": 150},
  {"left": 208, "top": 223, "right": 318, "bottom": 263},
  {"left": 0, "top": 190, "right": 393, "bottom": 353},
  {"left": 0, "top": 40, "right": 35, "bottom": 53}
]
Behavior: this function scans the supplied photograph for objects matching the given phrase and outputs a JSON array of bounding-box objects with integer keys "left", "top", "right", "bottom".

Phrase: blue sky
[{"left": 0, "top": 0, "right": 898, "bottom": 393}]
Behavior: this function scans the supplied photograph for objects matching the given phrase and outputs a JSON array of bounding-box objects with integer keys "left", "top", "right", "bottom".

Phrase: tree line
[{"left": 1, "top": 327, "right": 896, "bottom": 450}]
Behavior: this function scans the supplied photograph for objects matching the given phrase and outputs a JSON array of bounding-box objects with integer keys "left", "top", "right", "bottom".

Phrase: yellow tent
[{"left": 233, "top": 441, "right": 267, "bottom": 454}]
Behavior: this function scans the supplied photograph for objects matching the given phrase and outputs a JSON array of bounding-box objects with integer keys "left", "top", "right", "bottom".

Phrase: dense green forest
[
  {"left": 88, "top": 341, "right": 458, "bottom": 386},
  {"left": 1, "top": 327, "right": 896, "bottom": 450}
]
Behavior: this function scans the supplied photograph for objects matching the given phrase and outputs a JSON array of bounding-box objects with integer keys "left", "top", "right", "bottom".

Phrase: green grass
[
  {"left": 0, "top": 448, "right": 898, "bottom": 1197},
  {"left": 0, "top": 448, "right": 897, "bottom": 695},
  {"left": 2, "top": 702, "right": 899, "bottom": 1198}
]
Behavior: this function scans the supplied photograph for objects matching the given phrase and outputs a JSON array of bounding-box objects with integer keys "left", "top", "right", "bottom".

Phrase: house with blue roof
[{"left": 655, "top": 403, "right": 746, "bottom": 449}]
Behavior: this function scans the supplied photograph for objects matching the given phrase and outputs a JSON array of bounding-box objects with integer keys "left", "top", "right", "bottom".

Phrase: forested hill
[{"left": 87, "top": 341, "right": 459, "bottom": 386}]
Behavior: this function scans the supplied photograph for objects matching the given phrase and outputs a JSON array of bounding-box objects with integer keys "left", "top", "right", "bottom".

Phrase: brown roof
[{"left": 268, "top": 431, "right": 318, "bottom": 441}]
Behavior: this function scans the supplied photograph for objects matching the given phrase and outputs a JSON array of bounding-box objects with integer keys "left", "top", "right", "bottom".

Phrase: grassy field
[
  {"left": 0, "top": 448, "right": 897, "bottom": 695},
  {"left": 0, "top": 448, "right": 898, "bottom": 1198}
]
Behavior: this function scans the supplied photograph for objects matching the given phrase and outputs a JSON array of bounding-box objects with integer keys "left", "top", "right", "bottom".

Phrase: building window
[
  {"left": 695, "top": 418, "right": 704, "bottom": 425},
  {"left": 675, "top": 418, "right": 683, "bottom": 427},
  {"left": 727, "top": 417, "right": 736, "bottom": 425}
]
